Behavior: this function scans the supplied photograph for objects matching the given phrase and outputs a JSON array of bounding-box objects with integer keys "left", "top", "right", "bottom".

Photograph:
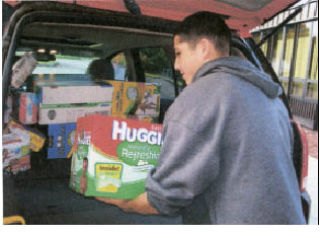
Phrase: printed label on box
[
  {"left": 40, "top": 85, "right": 113, "bottom": 104},
  {"left": 47, "top": 123, "right": 76, "bottom": 159},
  {"left": 39, "top": 102, "right": 111, "bottom": 124}
]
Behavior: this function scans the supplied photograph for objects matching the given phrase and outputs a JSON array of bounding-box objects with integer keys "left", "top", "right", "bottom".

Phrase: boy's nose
[{"left": 174, "top": 59, "right": 180, "bottom": 72}]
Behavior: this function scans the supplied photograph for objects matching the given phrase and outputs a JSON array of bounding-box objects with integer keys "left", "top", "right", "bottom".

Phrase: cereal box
[{"left": 69, "top": 115, "right": 162, "bottom": 199}]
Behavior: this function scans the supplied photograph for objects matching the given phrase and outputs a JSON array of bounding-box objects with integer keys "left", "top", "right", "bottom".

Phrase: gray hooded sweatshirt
[{"left": 145, "top": 56, "right": 306, "bottom": 224}]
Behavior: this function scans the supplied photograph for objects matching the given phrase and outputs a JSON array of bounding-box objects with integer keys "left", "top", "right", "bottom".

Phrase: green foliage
[{"left": 139, "top": 48, "right": 171, "bottom": 75}]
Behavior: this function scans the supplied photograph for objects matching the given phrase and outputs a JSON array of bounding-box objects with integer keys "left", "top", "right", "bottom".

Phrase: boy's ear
[
  {"left": 197, "top": 38, "right": 222, "bottom": 60},
  {"left": 197, "top": 38, "right": 212, "bottom": 59}
]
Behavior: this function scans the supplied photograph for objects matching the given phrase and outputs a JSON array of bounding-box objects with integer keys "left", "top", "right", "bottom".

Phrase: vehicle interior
[
  {"left": 2, "top": 3, "right": 186, "bottom": 224},
  {"left": 2, "top": 1, "right": 308, "bottom": 224}
]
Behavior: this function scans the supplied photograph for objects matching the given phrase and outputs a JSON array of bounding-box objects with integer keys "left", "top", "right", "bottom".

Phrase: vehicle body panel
[{"left": 5, "top": 0, "right": 300, "bottom": 37}]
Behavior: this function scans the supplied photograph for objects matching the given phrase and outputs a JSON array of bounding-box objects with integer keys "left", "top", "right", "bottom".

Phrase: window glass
[
  {"left": 294, "top": 22, "right": 312, "bottom": 79},
  {"left": 309, "top": 2, "right": 317, "bottom": 17},
  {"left": 281, "top": 25, "right": 295, "bottom": 77},
  {"left": 301, "top": 4, "right": 309, "bottom": 20},
  {"left": 306, "top": 82, "right": 318, "bottom": 99},
  {"left": 294, "top": 11, "right": 301, "bottom": 22},
  {"left": 261, "top": 39, "right": 268, "bottom": 57},
  {"left": 258, "top": 31, "right": 269, "bottom": 56},
  {"left": 31, "top": 54, "right": 94, "bottom": 75},
  {"left": 271, "top": 29, "right": 284, "bottom": 74},
  {"left": 278, "top": 12, "right": 284, "bottom": 24},
  {"left": 252, "top": 33, "right": 260, "bottom": 44},
  {"left": 15, "top": 48, "right": 97, "bottom": 91},
  {"left": 139, "top": 47, "right": 176, "bottom": 99},
  {"left": 111, "top": 52, "right": 127, "bottom": 81},
  {"left": 281, "top": 80, "right": 289, "bottom": 94},
  {"left": 309, "top": 22, "right": 318, "bottom": 80},
  {"left": 291, "top": 81, "right": 304, "bottom": 97}
]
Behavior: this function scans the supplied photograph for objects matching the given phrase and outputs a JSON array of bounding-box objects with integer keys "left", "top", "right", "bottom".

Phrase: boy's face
[{"left": 174, "top": 35, "right": 205, "bottom": 85}]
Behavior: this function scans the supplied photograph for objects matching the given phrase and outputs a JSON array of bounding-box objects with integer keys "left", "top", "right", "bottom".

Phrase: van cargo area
[{"left": 3, "top": 159, "right": 182, "bottom": 224}]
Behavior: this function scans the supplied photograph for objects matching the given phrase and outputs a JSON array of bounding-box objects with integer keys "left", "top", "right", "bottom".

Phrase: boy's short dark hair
[{"left": 174, "top": 11, "right": 231, "bottom": 55}]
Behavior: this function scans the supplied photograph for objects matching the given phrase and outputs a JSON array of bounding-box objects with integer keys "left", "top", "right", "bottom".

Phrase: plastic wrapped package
[
  {"left": 11, "top": 53, "right": 37, "bottom": 89},
  {"left": 2, "top": 129, "right": 31, "bottom": 174}
]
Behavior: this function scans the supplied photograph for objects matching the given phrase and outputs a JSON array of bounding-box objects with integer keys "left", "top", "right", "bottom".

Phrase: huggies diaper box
[{"left": 69, "top": 115, "right": 162, "bottom": 199}]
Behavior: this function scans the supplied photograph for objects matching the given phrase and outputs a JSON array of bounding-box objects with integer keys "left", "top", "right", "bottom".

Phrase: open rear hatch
[{"left": 5, "top": 0, "right": 300, "bottom": 37}]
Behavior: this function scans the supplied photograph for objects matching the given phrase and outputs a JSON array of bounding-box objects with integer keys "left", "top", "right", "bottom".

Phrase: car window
[
  {"left": 111, "top": 52, "right": 127, "bottom": 81},
  {"left": 33, "top": 55, "right": 94, "bottom": 75},
  {"left": 139, "top": 47, "right": 175, "bottom": 99},
  {"left": 14, "top": 48, "right": 97, "bottom": 91}
]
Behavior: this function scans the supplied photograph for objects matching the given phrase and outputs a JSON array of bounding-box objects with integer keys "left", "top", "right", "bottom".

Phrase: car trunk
[{"left": 2, "top": 2, "right": 184, "bottom": 224}]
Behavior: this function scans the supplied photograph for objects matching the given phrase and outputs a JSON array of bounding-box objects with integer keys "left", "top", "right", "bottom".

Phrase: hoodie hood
[{"left": 193, "top": 56, "right": 282, "bottom": 98}]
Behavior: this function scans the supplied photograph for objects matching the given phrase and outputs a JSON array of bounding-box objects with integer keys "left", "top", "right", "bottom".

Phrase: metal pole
[{"left": 287, "top": 24, "right": 300, "bottom": 102}]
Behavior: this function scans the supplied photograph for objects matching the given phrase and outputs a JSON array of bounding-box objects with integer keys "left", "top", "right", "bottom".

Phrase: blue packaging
[{"left": 47, "top": 123, "right": 76, "bottom": 159}]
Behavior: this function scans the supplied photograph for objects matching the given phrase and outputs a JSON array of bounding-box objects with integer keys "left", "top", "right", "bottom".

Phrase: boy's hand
[
  {"left": 95, "top": 197, "right": 132, "bottom": 212},
  {"left": 95, "top": 193, "right": 159, "bottom": 215}
]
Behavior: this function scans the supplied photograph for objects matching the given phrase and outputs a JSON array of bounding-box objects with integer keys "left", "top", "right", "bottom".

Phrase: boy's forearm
[
  {"left": 95, "top": 192, "right": 159, "bottom": 215},
  {"left": 126, "top": 192, "right": 159, "bottom": 214}
]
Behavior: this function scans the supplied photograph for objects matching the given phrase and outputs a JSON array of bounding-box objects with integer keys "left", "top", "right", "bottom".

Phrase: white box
[
  {"left": 39, "top": 85, "right": 113, "bottom": 104},
  {"left": 39, "top": 103, "right": 111, "bottom": 124}
]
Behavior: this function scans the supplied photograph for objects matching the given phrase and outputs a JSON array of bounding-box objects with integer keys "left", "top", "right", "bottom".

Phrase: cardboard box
[
  {"left": 47, "top": 123, "right": 76, "bottom": 159},
  {"left": 19, "top": 92, "right": 38, "bottom": 124},
  {"left": 7, "top": 120, "right": 45, "bottom": 152},
  {"left": 4, "top": 155, "right": 31, "bottom": 175},
  {"left": 3, "top": 130, "right": 30, "bottom": 172},
  {"left": 69, "top": 115, "right": 162, "bottom": 199},
  {"left": 39, "top": 85, "right": 113, "bottom": 104},
  {"left": 38, "top": 102, "right": 111, "bottom": 124},
  {"left": 105, "top": 80, "right": 160, "bottom": 119}
]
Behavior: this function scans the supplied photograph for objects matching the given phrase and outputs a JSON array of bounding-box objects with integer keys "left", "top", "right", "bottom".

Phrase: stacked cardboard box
[
  {"left": 105, "top": 80, "right": 161, "bottom": 122},
  {"left": 6, "top": 79, "right": 161, "bottom": 167},
  {"left": 19, "top": 92, "right": 38, "bottom": 124},
  {"left": 8, "top": 120, "right": 45, "bottom": 152},
  {"left": 3, "top": 130, "right": 31, "bottom": 174},
  {"left": 38, "top": 85, "right": 113, "bottom": 124},
  {"left": 69, "top": 115, "right": 162, "bottom": 199},
  {"left": 47, "top": 123, "right": 76, "bottom": 159}
]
